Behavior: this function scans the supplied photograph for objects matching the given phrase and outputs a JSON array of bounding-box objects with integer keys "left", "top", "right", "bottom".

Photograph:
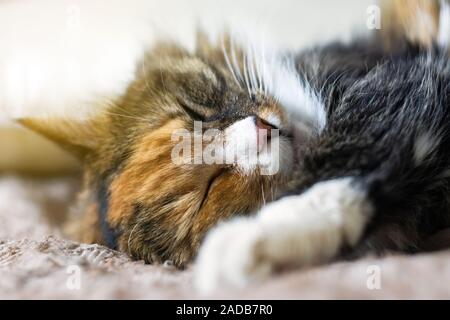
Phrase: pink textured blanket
[{"left": 1, "top": 176, "right": 449, "bottom": 299}]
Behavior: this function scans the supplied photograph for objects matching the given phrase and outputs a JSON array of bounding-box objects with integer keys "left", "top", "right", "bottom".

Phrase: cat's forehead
[
  {"left": 159, "top": 55, "right": 220, "bottom": 83},
  {"left": 130, "top": 38, "right": 326, "bottom": 134}
]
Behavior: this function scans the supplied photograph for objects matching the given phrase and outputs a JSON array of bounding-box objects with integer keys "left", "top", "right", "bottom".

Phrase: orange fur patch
[{"left": 382, "top": 0, "right": 440, "bottom": 48}]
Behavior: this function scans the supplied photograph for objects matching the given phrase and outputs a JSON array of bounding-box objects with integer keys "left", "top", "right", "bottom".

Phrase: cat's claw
[{"left": 194, "top": 178, "right": 373, "bottom": 294}]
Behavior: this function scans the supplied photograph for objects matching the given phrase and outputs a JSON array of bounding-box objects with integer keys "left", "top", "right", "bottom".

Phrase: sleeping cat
[
  {"left": 194, "top": 0, "right": 450, "bottom": 292},
  {"left": 18, "top": 0, "right": 450, "bottom": 293}
]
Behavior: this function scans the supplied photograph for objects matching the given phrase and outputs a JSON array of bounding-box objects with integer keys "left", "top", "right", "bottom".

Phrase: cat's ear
[
  {"left": 18, "top": 117, "right": 106, "bottom": 159},
  {"left": 381, "top": 0, "right": 440, "bottom": 49}
]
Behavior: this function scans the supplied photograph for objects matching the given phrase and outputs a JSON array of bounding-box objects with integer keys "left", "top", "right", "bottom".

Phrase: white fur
[
  {"left": 265, "top": 114, "right": 282, "bottom": 129},
  {"left": 414, "top": 131, "right": 441, "bottom": 165},
  {"left": 194, "top": 178, "right": 373, "bottom": 294},
  {"left": 222, "top": 32, "right": 326, "bottom": 135},
  {"left": 223, "top": 116, "right": 293, "bottom": 176},
  {"left": 224, "top": 117, "right": 260, "bottom": 173},
  {"left": 266, "top": 57, "right": 326, "bottom": 133},
  {"left": 438, "top": 0, "right": 450, "bottom": 48}
]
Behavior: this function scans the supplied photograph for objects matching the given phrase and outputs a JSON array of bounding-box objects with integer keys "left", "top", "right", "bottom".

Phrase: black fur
[
  {"left": 97, "top": 180, "right": 118, "bottom": 249},
  {"left": 294, "top": 39, "right": 450, "bottom": 254}
]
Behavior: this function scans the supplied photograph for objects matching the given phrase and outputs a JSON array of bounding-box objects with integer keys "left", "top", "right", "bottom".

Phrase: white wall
[{"left": 0, "top": 0, "right": 374, "bottom": 123}]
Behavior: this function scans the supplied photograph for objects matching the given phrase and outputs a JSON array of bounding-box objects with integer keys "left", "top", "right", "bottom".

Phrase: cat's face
[{"left": 21, "top": 38, "right": 319, "bottom": 266}]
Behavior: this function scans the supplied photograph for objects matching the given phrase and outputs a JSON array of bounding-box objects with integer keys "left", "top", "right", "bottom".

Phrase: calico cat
[
  {"left": 18, "top": 0, "right": 450, "bottom": 293},
  {"left": 20, "top": 37, "right": 296, "bottom": 267}
]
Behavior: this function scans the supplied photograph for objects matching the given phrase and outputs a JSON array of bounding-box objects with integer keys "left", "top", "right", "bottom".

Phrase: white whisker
[
  {"left": 222, "top": 39, "right": 242, "bottom": 88},
  {"left": 222, "top": 38, "right": 242, "bottom": 88},
  {"left": 247, "top": 46, "right": 258, "bottom": 93},
  {"left": 261, "top": 183, "right": 266, "bottom": 206},
  {"left": 256, "top": 51, "right": 263, "bottom": 93},
  {"left": 103, "top": 111, "right": 149, "bottom": 122},
  {"left": 230, "top": 38, "right": 244, "bottom": 84},
  {"left": 242, "top": 51, "right": 251, "bottom": 96},
  {"left": 221, "top": 31, "right": 326, "bottom": 133},
  {"left": 127, "top": 222, "right": 140, "bottom": 255}
]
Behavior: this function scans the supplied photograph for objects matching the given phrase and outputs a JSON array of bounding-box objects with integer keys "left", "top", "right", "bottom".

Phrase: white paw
[
  {"left": 194, "top": 217, "right": 271, "bottom": 294},
  {"left": 194, "top": 178, "right": 373, "bottom": 294}
]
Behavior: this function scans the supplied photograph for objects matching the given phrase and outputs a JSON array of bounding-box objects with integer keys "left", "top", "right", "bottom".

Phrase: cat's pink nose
[
  {"left": 255, "top": 117, "right": 276, "bottom": 136},
  {"left": 254, "top": 116, "right": 276, "bottom": 150}
]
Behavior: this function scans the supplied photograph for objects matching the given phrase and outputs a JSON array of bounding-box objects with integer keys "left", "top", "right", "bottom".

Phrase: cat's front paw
[
  {"left": 194, "top": 217, "right": 272, "bottom": 294},
  {"left": 194, "top": 178, "right": 373, "bottom": 294}
]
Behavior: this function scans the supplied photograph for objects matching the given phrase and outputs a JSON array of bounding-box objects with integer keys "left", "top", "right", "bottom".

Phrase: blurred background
[{"left": 0, "top": 0, "right": 373, "bottom": 174}]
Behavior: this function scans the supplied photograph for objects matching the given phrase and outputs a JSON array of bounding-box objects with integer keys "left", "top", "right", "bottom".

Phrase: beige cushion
[{"left": 0, "top": 126, "right": 79, "bottom": 175}]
